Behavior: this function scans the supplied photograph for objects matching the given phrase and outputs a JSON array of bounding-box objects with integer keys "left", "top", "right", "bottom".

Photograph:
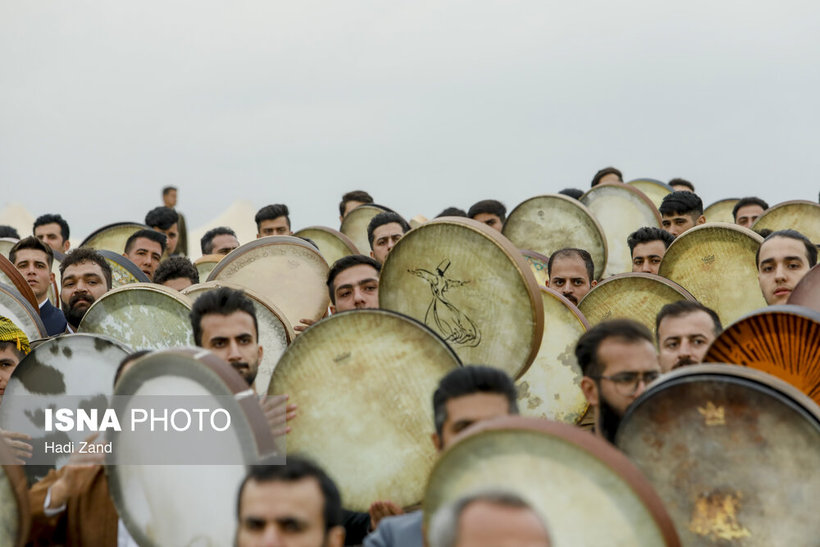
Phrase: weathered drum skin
[
  {"left": 0, "top": 254, "right": 39, "bottom": 310},
  {"left": 503, "top": 195, "right": 608, "bottom": 280},
  {"left": 659, "top": 223, "right": 765, "bottom": 326},
  {"left": 96, "top": 250, "right": 150, "bottom": 288},
  {"left": 293, "top": 226, "right": 359, "bottom": 267},
  {"left": 704, "top": 305, "right": 820, "bottom": 405},
  {"left": 787, "top": 264, "right": 819, "bottom": 312},
  {"left": 616, "top": 365, "right": 820, "bottom": 545},
  {"left": 579, "top": 273, "right": 696, "bottom": 336},
  {"left": 581, "top": 183, "right": 662, "bottom": 277},
  {"left": 208, "top": 236, "right": 330, "bottom": 327},
  {"left": 78, "top": 283, "right": 194, "bottom": 350},
  {"left": 751, "top": 200, "right": 820, "bottom": 243},
  {"left": 0, "top": 440, "right": 29, "bottom": 547},
  {"left": 268, "top": 309, "right": 461, "bottom": 511},
  {"left": 339, "top": 204, "right": 389, "bottom": 258},
  {"left": 703, "top": 198, "right": 740, "bottom": 224},
  {"left": 627, "top": 179, "right": 673, "bottom": 209},
  {"left": 521, "top": 250, "right": 550, "bottom": 287},
  {"left": 0, "top": 283, "right": 47, "bottom": 342},
  {"left": 424, "top": 417, "right": 680, "bottom": 546},
  {"left": 379, "top": 218, "right": 543, "bottom": 380},
  {"left": 80, "top": 222, "right": 148, "bottom": 254},
  {"left": 193, "top": 254, "right": 223, "bottom": 281},
  {"left": 516, "top": 288, "right": 589, "bottom": 424}
]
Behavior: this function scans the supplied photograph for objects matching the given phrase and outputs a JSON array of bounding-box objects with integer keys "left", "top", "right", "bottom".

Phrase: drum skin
[
  {"left": 0, "top": 282, "right": 47, "bottom": 342},
  {"left": 80, "top": 222, "right": 148, "bottom": 254},
  {"left": 293, "top": 226, "right": 359, "bottom": 267},
  {"left": 627, "top": 179, "right": 673, "bottom": 209},
  {"left": 96, "top": 250, "right": 150, "bottom": 288},
  {"left": 0, "top": 440, "right": 29, "bottom": 547},
  {"left": 616, "top": 365, "right": 820, "bottom": 545},
  {"left": 521, "top": 250, "right": 550, "bottom": 287},
  {"left": 339, "top": 204, "right": 388, "bottom": 258},
  {"left": 194, "top": 254, "right": 223, "bottom": 281},
  {"left": 751, "top": 200, "right": 820, "bottom": 243},
  {"left": 787, "top": 264, "right": 819, "bottom": 312},
  {"left": 703, "top": 198, "right": 740, "bottom": 224}
]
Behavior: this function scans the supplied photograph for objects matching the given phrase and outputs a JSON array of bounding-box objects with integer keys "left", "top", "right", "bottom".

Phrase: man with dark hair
[
  {"left": 0, "top": 225, "right": 21, "bottom": 239},
  {"left": 732, "top": 197, "right": 769, "bottom": 229},
  {"left": 339, "top": 190, "right": 374, "bottom": 222},
  {"left": 236, "top": 456, "right": 345, "bottom": 547},
  {"left": 756, "top": 229, "right": 817, "bottom": 305},
  {"left": 365, "top": 365, "right": 519, "bottom": 546},
  {"left": 627, "top": 227, "right": 675, "bottom": 275},
  {"left": 33, "top": 214, "right": 71, "bottom": 253},
  {"left": 59, "top": 248, "right": 113, "bottom": 332},
  {"left": 435, "top": 207, "right": 467, "bottom": 218},
  {"left": 367, "top": 212, "right": 410, "bottom": 264},
  {"left": 255, "top": 204, "right": 293, "bottom": 237},
  {"left": 123, "top": 229, "right": 166, "bottom": 280},
  {"left": 10, "top": 237, "right": 67, "bottom": 335},
  {"left": 153, "top": 256, "right": 199, "bottom": 291},
  {"left": 200, "top": 226, "right": 240, "bottom": 256},
  {"left": 466, "top": 200, "right": 506, "bottom": 232},
  {"left": 162, "top": 186, "right": 188, "bottom": 256},
  {"left": 558, "top": 188, "right": 584, "bottom": 200},
  {"left": 668, "top": 178, "right": 695, "bottom": 192},
  {"left": 659, "top": 191, "right": 706, "bottom": 237},
  {"left": 590, "top": 167, "right": 623, "bottom": 187},
  {"left": 546, "top": 248, "right": 597, "bottom": 305},
  {"left": 576, "top": 319, "right": 660, "bottom": 443},
  {"left": 144, "top": 206, "right": 180, "bottom": 255},
  {"left": 655, "top": 301, "right": 722, "bottom": 372},
  {"left": 327, "top": 255, "right": 381, "bottom": 313}
]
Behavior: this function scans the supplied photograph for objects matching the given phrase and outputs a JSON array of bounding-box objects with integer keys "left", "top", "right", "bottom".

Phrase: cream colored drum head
[
  {"left": 581, "top": 183, "right": 662, "bottom": 277},
  {"left": 194, "top": 254, "right": 223, "bottom": 281},
  {"left": 78, "top": 283, "right": 194, "bottom": 349},
  {"left": 704, "top": 305, "right": 820, "bottom": 406},
  {"left": 0, "top": 254, "right": 39, "bottom": 310},
  {"left": 503, "top": 195, "right": 607, "bottom": 280},
  {"left": 80, "top": 222, "right": 148, "bottom": 253},
  {"left": 97, "top": 250, "right": 150, "bottom": 288},
  {"left": 423, "top": 417, "right": 680, "bottom": 546},
  {"left": 521, "top": 250, "right": 550, "bottom": 287},
  {"left": 208, "top": 236, "right": 330, "bottom": 326},
  {"left": 182, "top": 281, "right": 294, "bottom": 394},
  {"left": 703, "top": 198, "right": 740, "bottom": 224},
  {"left": 627, "top": 179, "right": 673, "bottom": 209},
  {"left": 578, "top": 273, "right": 695, "bottom": 335},
  {"left": 788, "top": 264, "right": 819, "bottom": 312},
  {"left": 616, "top": 365, "right": 820, "bottom": 546},
  {"left": 293, "top": 226, "right": 359, "bottom": 267},
  {"left": 659, "top": 223, "right": 765, "bottom": 326},
  {"left": 268, "top": 309, "right": 461, "bottom": 511},
  {"left": 516, "top": 287, "right": 589, "bottom": 423},
  {"left": 379, "top": 218, "right": 543, "bottom": 379},
  {"left": 752, "top": 200, "right": 820, "bottom": 243},
  {"left": 339, "top": 204, "right": 389, "bottom": 256},
  {"left": 0, "top": 283, "right": 46, "bottom": 341},
  {"left": 0, "top": 441, "right": 29, "bottom": 547},
  {"left": 0, "top": 238, "right": 18, "bottom": 259}
]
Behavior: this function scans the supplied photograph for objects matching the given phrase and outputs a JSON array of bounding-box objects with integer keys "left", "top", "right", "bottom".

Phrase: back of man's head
[
  {"left": 189, "top": 286, "right": 258, "bottom": 346},
  {"left": 659, "top": 191, "right": 704, "bottom": 218},
  {"left": 575, "top": 319, "right": 654, "bottom": 378},
  {"left": 145, "top": 207, "right": 179, "bottom": 231}
]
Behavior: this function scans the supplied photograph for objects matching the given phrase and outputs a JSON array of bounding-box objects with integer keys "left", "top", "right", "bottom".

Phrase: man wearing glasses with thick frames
[{"left": 576, "top": 319, "right": 661, "bottom": 443}]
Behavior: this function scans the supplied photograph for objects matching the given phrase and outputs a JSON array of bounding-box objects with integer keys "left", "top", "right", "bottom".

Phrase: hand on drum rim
[
  {"left": 0, "top": 428, "right": 33, "bottom": 464},
  {"left": 259, "top": 394, "right": 298, "bottom": 436}
]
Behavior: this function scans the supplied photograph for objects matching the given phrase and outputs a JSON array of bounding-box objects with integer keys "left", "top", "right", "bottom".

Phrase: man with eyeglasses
[{"left": 576, "top": 319, "right": 661, "bottom": 443}]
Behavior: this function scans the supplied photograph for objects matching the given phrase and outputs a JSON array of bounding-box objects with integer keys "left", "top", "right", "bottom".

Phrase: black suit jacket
[{"left": 40, "top": 299, "right": 68, "bottom": 336}]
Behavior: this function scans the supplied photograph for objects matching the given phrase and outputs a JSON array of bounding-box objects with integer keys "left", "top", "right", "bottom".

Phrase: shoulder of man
[{"left": 363, "top": 510, "right": 423, "bottom": 547}]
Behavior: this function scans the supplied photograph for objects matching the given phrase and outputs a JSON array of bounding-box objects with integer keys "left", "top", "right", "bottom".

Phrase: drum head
[
  {"left": 751, "top": 200, "right": 820, "bottom": 243},
  {"left": 208, "top": 236, "right": 330, "bottom": 326},
  {"left": 268, "top": 309, "right": 461, "bottom": 511},
  {"left": 423, "top": 417, "right": 680, "bottom": 546},
  {"left": 107, "top": 349, "right": 276, "bottom": 547},
  {"left": 616, "top": 365, "right": 820, "bottom": 545},
  {"left": 0, "top": 238, "right": 18, "bottom": 258},
  {"left": 182, "top": 281, "right": 294, "bottom": 394},
  {"left": 379, "top": 218, "right": 543, "bottom": 379},
  {"left": 581, "top": 183, "right": 662, "bottom": 277},
  {"left": 703, "top": 198, "right": 740, "bottom": 224},
  {"left": 0, "top": 441, "right": 29, "bottom": 547},
  {"left": 0, "top": 254, "right": 39, "bottom": 310},
  {"left": 293, "top": 226, "right": 359, "bottom": 267},
  {"left": 521, "top": 250, "right": 549, "bottom": 287},
  {"left": 704, "top": 305, "right": 820, "bottom": 405},
  {"left": 788, "top": 264, "right": 819, "bottom": 312},
  {"left": 659, "top": 223, "right": 765, "bottom": 326},
  {"left": 194, "top": 254, "right": 223, "bottom": 281},
  {"left": 516, "top": 288, "right": 589, "bottom": 423},
  {"left": 627, "top": 179, "right": 673, "bottom": 209},
  {"left": 80, "top": 222, "right": 148, "bottom": 253},
  {"left": 339, "top": 204, "right": 388, "bottom": 256},
  {"left": 578, "top": 273, "right": 695, "bottom": 335},
  {"left": 503, "top": 195, "right": 608, "bottom": 280},
  {"left": 78, "top": 283, "right": 194, "bottom": 349},
  {"left": 0, "top": 283, "right": 47, "bottom": 342},
  {"left": 96, "top": 250, "right": 150, "bottom": 288}
]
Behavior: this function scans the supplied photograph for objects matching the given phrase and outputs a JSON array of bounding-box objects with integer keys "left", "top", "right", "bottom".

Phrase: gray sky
[{"left": 2, "top": 1, "right": 818, "bottom": 242}]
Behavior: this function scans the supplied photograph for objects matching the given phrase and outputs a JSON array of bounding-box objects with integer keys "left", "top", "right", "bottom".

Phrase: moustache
[
  {"left": 69, "top": 293, "right": 94, "bottom": 308},
  {"left": 672, "top": 357, "right": 698, "bottom": 370}
]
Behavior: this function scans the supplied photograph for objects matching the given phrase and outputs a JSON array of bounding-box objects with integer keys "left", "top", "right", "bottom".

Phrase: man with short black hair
[
  {"left": 467, "top": 200, "right": 506, "bottom": 232},
  {"left": 145, "top": 206, "right": 180, "bottom": 255},
  {"left": 200, "top": 226, "right": 239, "bottom": 256},
  {"left": 339, "top": 190, "right": 374, "bottom": 222},
  {"left": 558, "top": 188, "right": 584, "bottom": 200},
  {"left": 367, "top": 212, "right": 410, "bottom": 264},
  {"left": 59, "top": 248, "right": 112, "bottom": 332},
  {"left": 10, "top": 237, "right": 67, "bottom": 335},
  {"left": 33, "top": 214, "right": 71, "bottom": 254},
  {"left": 327, "top": 255, "right": 381, "bottom": 313},
  {"left": 435, "top": 207, "right": 467, "bottom": 218},
  {"left": 655, "top": 301, "right": 722, "bottom": 372},
  {"left": 627, "top": 227, "right": 675, "bottom": 275},
  {"left": 161, "top": 186, "right": 188, "bottom": 256},
  {"left": 546, "top": 248, "right": 597, "bottom": 305},
  {"left": 123, "top": 229, "right": 166, "bottom": 281},
  {"left": 756, "top": 229, "right": 816, "bottom": 305},
  {"left": 659, "top": 191, "right": 706, "bottom": 237},
  {"left": 590, "top": 167, "right": 623, "bottom": 187},
  {"left": 0, "top": 225, "right": 20, "bottom": 239},
  {"left": 732, "top": 197, "right": 769, "bottom": 229},
  {"left": 255, "top": 204, "right": 293, "bottom": 237},
  {"left": 236, "top": 456, "right": 345, "bottom": 547},
  {"left": 668, "top": 178, "right": 695, "bottom": 192},
  {"left": 153, "top": 256, "right": 199, "bottom": 291}
]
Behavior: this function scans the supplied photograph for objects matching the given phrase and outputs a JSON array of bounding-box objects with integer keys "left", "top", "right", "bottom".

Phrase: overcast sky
[{"left": 2, "top": 1, "right": 818, "bottom": 242}]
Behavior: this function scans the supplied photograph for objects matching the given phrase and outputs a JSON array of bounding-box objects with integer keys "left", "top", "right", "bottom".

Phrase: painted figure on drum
[{"left": 409, "top": 259, "right": 481, "bottom": 348}]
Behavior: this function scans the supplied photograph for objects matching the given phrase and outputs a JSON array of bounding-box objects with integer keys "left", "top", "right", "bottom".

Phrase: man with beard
[
  {"left": 59, "top": 248, "right": 112, "bottom": 332},
  {"left": 576, "top": 319, "right": 661, "bottom": 443},
  {"left": 655, "top": 301, "right": 722, "bottom": 372},
  {"left": 10, "top": 237, "right": 67, "bottom": 335},
  {"left": 546, "top": 248, "right": 597, "bottom": 305}
]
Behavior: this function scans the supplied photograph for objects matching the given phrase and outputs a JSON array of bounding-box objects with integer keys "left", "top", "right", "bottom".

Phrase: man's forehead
[
  {"left": 598, "top": 337, "right": 656, "bottom": 369},
  {"left": 551, "top": 255, "right": 587, "bottom": 274},
  {"left": 131, "top": 238, "right": 162, "bottom": 252},
  {"left": 242, "top": 476, "right": 324, "bottom": 514},
  {"left": 373, "top": 223, "right": 403, "bottom": 237},
  {"left": 201, "top": 311, "right": 257, "bottom": 335},
  {"left": 35, "top": 223, "right": 62, "bottom": 235},
  {"left": 334, "top": 265, "right": 379, "bottom": 287},
  {"left": 659, "top": 311, "right": 714, "bottom": 334},
  {"left": 0, "top": 345, "right": 21, "bottom": 363},
  {"left": 759, "top": 236, "right": 808, "bottom": 262},
  {"left": 14, "top": 249, "right": 49, "bottom": 263},
  {"left": 633, "top": 240, "right": 665, "bottom": 255},
  {"left": 64, "top": 261, "right": 104, "bottom": 277}
]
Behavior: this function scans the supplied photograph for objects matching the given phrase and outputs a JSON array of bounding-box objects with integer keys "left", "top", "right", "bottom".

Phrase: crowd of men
[{"left": 0, "top": 172, "right": 817, "bottom": 545}]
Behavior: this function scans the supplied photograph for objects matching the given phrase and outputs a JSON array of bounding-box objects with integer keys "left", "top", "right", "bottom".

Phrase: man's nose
[{"left": 226, "top": 340, "right": 242, "bottom": 361}]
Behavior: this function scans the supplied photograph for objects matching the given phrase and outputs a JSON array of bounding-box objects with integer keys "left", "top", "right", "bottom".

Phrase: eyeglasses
[{"left": 592, "top": 371, "right": 661, "bottom": 396}]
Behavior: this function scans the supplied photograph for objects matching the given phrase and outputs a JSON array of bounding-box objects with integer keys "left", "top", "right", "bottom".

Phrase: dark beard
[
  {"left": 598, "top": 397, "right": 623, "bottom": 445},
  {"left": 63, "top": 294, "right": 94, "bottom": 328},
  {"left": 673, "top": 357, "right": 698, "bottom": 370},
  {"left": 232, "top": 363, "right": 257, "bottom": 387}
]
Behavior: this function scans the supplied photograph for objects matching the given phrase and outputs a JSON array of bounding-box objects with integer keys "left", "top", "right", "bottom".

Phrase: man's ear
[
  {"left": 370, "top": 250, "right": 375, "bottom": 259},
  {"left": 327, "top": 525, "right": 346, "bottom": 547},
  {"left": 696, "top": 215, "right": 706, "bottom": 225},
  {"left": 63, "top": 241, "right": 71, "bottom": 252},
  {"left": 431, "top": 432, "right": 443, "bottom": 451},
  {"left": 257, "top": 345, "right": 264, "bottom": 364},
  {"left": 590, "top": 279, "right": 597, "bottom": 288},
  {"left": 580, "top": 376, "right": 600, "bottom": 407}
]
